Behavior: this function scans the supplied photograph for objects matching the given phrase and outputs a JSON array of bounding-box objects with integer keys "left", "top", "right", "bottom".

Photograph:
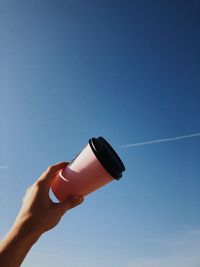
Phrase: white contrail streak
[
  {"left": 0, "top": 166, "right": 8, "bottom": 169},
  {"left": 120, "top": 132, "right": 200, "bottom": 148}
]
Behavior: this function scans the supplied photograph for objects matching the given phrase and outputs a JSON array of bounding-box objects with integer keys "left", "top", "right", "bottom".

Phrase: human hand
[
  {"left": 0, "top": 162, "right": 83, "bottom": 267},
  {"left": 13, "top": 162, "right": 84, "bottom": 240}
]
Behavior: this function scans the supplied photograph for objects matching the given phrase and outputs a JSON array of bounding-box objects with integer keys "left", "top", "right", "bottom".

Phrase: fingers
[
  {"left": 56, "top": 195, "right": 84, "bottom": 215},
  {"left": 37, "top": 162, "right": 68, "bottom": 187}
]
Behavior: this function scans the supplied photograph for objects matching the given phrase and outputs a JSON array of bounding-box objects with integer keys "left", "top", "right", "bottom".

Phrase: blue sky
[{"left": 0, "top": 0, "right": 200, "bottom": 266}]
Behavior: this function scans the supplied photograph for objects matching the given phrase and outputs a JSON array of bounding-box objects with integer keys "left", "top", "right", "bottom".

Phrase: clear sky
[{"left": 0, "top": 1, "right": 200, "bottom": 266}]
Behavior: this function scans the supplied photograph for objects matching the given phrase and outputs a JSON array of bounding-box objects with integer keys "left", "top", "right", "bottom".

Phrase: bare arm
[{"left": 0, "top": 162, "right": 84, "bottom": 267}]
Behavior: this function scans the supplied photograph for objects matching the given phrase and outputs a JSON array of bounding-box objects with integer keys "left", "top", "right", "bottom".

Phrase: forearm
[
  {"left": 0, "top": 222, "right": 41, "bottom": 267},
  {"left": 0, "top": 162, "right": 83, "bottom": 267}
]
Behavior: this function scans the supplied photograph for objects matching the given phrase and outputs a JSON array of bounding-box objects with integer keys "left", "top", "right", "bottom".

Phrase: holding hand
[
  {"left": 14, "top": 162, "right": 84, "bottom": 238},
  {"left": 0, "top": 162, "right": 84, "bottom": 267}
]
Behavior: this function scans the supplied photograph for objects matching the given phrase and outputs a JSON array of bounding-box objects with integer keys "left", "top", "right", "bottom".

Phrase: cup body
[{"left": 51, "top": 144, "right": 114, "bottom": 201}]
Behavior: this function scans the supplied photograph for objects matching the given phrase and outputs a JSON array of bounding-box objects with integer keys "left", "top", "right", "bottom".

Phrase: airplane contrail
[
  {"left": 120, "top": 132, "right": 200, "bottom": 148},
  {"left": 0, "top": 166, "right": 8, "bottom": 169}
]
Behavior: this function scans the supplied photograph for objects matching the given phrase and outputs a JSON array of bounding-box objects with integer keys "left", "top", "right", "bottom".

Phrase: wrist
[
  {"left": 11, "top": 219, "right": 42, "bottom": 245},
  {"left": 0, "top": 219, "right": 42, "bottom": 267}
]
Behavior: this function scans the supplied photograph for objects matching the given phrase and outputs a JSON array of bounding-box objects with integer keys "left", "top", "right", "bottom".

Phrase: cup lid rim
[{"left": 89, "top": 137, "right": 125, "bottom": 179}]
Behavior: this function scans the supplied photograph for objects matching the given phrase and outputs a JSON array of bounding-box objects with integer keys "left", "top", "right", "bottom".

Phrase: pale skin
[{"left": 0, "top": 162, "right": 84, "bottom": 267}]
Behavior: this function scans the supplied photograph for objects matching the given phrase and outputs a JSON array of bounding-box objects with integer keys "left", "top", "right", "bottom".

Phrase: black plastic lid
[{"left": 89, "top": 137, "right": 125, "bottom": 179}]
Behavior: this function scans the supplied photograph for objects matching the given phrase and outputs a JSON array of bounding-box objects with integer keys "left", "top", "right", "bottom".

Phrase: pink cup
[{"left": 51, "top": 137, "right": 125, "bottom": 201}]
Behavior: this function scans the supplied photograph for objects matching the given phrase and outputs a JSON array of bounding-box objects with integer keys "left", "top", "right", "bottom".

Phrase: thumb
[{"left": 57, "top": 195, "right": 84, "bottom": 215}]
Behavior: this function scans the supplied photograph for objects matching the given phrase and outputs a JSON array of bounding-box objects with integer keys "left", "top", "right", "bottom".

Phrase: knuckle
[
  {"left": 35, "top": 179, "right": 43, "bottom": 187},
  {"left": 25, "top": 186, "right": 30, "bottom": 193},
  {"left": 25, "top": 186, "right": 32, "bottom": 194},
  {"left": 58, "top": 205, "right": 65, "bottom": 215},
  {"left": 47, "top": 165, "right": 55, "bottom": 173}
]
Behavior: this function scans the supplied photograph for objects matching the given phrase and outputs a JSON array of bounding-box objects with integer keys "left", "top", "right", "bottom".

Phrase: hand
[
  {"left": 0, "top": 162, "right": 84, "bottom": 267},
  {"left": 13, "top": 162, "right": 84, "bottom": 239}
]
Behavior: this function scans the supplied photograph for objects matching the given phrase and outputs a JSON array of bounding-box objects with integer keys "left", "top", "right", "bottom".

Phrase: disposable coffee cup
[{"left": 51, "top": 137, "right": 125, "bottom": 201}]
